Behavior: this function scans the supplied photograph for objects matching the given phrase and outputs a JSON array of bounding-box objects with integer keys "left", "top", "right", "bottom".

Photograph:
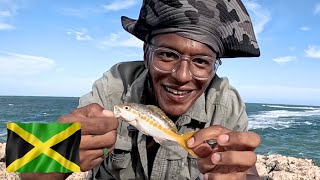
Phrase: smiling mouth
[{"left": 164, "top": 86, "right": 191, "bottom": 95}]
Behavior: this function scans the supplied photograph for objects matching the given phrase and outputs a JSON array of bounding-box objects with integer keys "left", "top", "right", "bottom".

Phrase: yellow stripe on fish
[{"left": 114, "top": 103, "right": 197, "bottom": 157}]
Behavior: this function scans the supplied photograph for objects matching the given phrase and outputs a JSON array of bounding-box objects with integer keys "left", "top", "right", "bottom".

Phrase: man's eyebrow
[{"left": 156, "top": 44, "right": 216, "bottom": 57}]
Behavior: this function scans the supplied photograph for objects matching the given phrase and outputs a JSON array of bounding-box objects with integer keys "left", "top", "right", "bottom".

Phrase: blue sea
[{"left": 0, "top": 96, "right": 319, "bottom": 165}]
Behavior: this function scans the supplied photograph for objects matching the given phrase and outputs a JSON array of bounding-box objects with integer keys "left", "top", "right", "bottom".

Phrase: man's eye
[
  {"left": 160, "top": 52, "right": 178, "bottom": 60},
  {"left": 193, "top": 58, "right": 210, "bottom": 66}
]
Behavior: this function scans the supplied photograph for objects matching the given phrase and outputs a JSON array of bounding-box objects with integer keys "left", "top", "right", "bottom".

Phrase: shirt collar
[{"left": 176, "top": 93, "right": 208, "bottom": 126}]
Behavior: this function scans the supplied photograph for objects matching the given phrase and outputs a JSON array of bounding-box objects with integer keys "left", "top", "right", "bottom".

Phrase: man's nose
[{"left": 171, "top": 60, "right": 193, "bottom": 82}]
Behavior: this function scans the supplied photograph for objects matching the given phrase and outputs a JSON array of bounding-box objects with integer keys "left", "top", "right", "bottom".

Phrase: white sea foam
[
  {"left": 263, "top": 104, "right": 317, "bottom": 110},
  {"left": 0, "top": 132, "right": 6, "bottom": 137},
  {"left": 42, "top": 112, "right": 51, "bottom": 117},
  {"left": 0, "top": 129, "right": 7, "bottom": 138},
  {"left": 304, "top": 121, "right": 313, "bottom": 125},
  {"left": 8, "top": 103, "right": 14, "bottom": 106},
  {"left": 248, "top": 108, "right": 320, "bottom": 130}
]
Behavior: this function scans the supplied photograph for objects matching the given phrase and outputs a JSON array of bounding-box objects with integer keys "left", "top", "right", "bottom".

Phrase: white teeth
[{"left": 165, "top": 86, "right": 190, "bottom": 95}]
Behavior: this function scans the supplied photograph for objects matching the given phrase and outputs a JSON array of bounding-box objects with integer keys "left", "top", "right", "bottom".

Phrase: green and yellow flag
[{"left": 6, "top": 122, "right": 81, "bottom": 173}]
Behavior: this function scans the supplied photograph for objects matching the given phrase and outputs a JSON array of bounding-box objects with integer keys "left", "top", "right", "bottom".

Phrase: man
[{"left": 23, "top": 0, "right": 261, "bottom": 179}]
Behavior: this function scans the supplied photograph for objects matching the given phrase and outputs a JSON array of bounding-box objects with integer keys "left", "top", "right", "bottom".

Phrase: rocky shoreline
[
  {"left": 256, "top": 154, "right": 319, "bottom": 180},
  {"left": 1, "top": 143, "right": 319, "bottom": 179}
]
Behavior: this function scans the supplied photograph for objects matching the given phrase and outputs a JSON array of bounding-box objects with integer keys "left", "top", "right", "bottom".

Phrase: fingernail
[
  {"left": 203, "top": 173, "right": 209, "bottom": 180},
  {"left": 102, "top": 110, "right": 113, "bottom": 116},
  {"left": 219, "top": 134, "right": 229, "bottom": 144},
  {"left": 212, "top": 153, "right": 221, "bottom": 163},
  {"left": 187, "top": 137, "right": 195, "bottom": 147}
]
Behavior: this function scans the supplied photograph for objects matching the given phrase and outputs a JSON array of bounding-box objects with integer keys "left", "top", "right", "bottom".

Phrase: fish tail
[{"left": 177, "top": 131, "right": 198, "bottom": 157}]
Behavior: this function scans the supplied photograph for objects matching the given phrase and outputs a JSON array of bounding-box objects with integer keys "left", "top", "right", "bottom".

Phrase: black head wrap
[{"left": 121, "top": 0, "right": 260, "bottom": 58}]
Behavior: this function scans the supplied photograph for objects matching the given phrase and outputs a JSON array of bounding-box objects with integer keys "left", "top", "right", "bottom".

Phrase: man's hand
[
  {"left": 187, "top": 125, "right": 261, "bottom": 180},
  {"left": 58, "top": 103, "right": 118, "bottom": 172},
  {"left": 21, "top": 103, "right": 118, "bottom": 180}
]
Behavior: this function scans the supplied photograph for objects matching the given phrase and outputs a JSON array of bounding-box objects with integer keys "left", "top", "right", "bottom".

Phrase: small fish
[{"left": 114, "top": 103, "right": 197, "bottom": 157}]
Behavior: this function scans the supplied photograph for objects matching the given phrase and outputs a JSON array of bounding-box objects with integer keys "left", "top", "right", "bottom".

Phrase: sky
[{"left": 0, "top": 0, "right": 320, "bottom": 106}]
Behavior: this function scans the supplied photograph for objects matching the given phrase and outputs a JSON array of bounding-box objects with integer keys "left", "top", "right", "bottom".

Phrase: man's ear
[{"left": 143, "top": 43, "right": 149, "bottom": 69}]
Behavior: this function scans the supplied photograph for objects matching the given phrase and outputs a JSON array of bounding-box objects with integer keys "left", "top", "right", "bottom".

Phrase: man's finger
[
  {"left": 80, "top": 131, "right": 117, "bottom": 150},
  {"left": 197, "top": 155, "right": 216, "bottom": 173},
  {"left": 59, "top": 114, "right": 118, "bottom": 135},
  {"left": 217, "top": 131, "right": 261, "bottom": 151},
  {"left": 196, "top": 144, "right": 229, "bottom": 173},
  {"left": 71, "top": 103, "right": 106, "bottom": 118},
  {"left": 21, "top": 173, "right": 66, "bottom": 180},
  {"left": 80, "top": 156, "right": 105, "bottom": 172},
  {"left": 204, "top": 172, "right": 246, "bottom": 180},
  {"left": 187, "top": 126, "right": 231, "bottom": 148},
  {"left": 192, "top": 143, "right": 213, "bottom": 158},
  {"left": 211, "top": 151, "right": 257, "bottom": 167},
  {"left": 80, "top": 149, "right": 106, "bottom": 172},
  {"left": 80, "top": 146, "right": 114, "bottom": 165}
]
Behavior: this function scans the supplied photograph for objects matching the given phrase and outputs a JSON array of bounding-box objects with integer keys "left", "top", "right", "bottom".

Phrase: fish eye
[{"left": 124, "top": 106, "right": 130, "bottom": 110}]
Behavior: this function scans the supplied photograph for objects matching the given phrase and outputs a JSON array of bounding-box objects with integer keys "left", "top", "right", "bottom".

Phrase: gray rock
[{"left": 1, "top": 143, "right": 319, "bottom": 180}]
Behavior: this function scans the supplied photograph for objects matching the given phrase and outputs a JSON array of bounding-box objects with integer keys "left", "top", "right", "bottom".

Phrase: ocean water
[
  {"left": 0, "top": 96, "right": 319, "bottom": 165},
  {"left": 247, "top": 103, "right": 320, "bottom": 166},
  {"left": 0, "top": 96, "right": 78, "bottom": 141}
]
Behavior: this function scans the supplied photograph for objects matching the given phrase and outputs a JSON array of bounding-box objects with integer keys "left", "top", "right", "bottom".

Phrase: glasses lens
[
  {"left": 189, "top": 57, "right": 215, "bottom": 79},
  {"left": 152, "top": 48, "right": 180, "bottom": 72},
  {"left": 151, "top": 46, "right": 219, "bottom": 79}
]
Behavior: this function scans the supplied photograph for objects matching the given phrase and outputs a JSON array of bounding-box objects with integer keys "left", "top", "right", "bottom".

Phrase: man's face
[{"left": 144, "top": 33, "right": 217, "bottom": 117}]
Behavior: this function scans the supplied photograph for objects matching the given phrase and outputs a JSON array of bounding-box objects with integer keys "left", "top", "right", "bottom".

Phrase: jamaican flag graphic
[{"left": 6, "top": 122, "right": 81, "bottom": 173}]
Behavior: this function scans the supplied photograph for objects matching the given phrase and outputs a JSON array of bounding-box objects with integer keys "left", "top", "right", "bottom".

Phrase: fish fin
[
  {"left": 153, "top": 137, "right": 164, "bottom": 144},
  {"left": 154, "top": 139, "right": 176, "bottom": 147},
  {"left": 176, "top": 131, "right": 198, "bottom": 158},
  {"left": 135, "top": 120, "right": 149, "bottom": 135},
  {"left": 147, "top": 105, "right": 177, "bottom": 132}
]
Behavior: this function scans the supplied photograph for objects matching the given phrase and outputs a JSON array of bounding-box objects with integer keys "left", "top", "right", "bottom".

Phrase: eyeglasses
[{"left": 148, "top": 45, "right": 221, "bottom": 80}]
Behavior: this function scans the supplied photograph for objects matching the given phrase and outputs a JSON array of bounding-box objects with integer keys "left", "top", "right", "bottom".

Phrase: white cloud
[
  {"left": 0, "top": 1, "right": 20, "bottom": 31},
  {"left": 0, "top": 76, "right": 96, "bottom": 97},
  {"left": 305, "top": 46, "right": 320, "bottom": 58},
  {"left": 272, "top": 56, "right": 297, "bottom": 63},
  {"left": 288, "top": 46, "right": 296, "bottom": 52},
  {"left": 103, "top": 0, "right": 135, "bottom": 11},
  {"left": 0, "top": 22, "right": 14, "bottom": 30},
  {"left": 243, "top": 0, "right": 271, "bottom": 36},
  {"left": 314, "top": 3, "right": 320, "bottom": 14},
  {"left": 100, "top": 32, "right": 143, "bottom": 48},
  {"left": 67, "top": 29, "right": 92, "bottom": 41},
  {"left": 299, "top": 26, "right": 311, "bottom": 31},
  {"left": 0, "top": 10, "right": 11, "bottom": 17},
  {"left": 0, "top": 51, "right": 96, "bottom": 97},
  {"left": 241, "top": 85, "right": 320, "bottom": 95},
  {"left": 59, "top": 7, "right": 103, "bottom": 18},
  {"left": 60, "top": 8, "right": 86, "bottom": 18},
  {"left": 0, "top": 52, "right": 56, "bottom": 76},
  {"left": 239, "top": 85, "right": 320, "bottom": 106}
]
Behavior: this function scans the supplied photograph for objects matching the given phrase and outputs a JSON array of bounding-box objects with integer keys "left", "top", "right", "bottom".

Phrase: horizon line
[{"left": 0, "top": 95, "right": 319, "bottom": 107}]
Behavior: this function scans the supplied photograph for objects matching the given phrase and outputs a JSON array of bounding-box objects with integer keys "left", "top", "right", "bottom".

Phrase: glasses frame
[{"left": 147, "top": 44, "right": 222, "bottom": 80}]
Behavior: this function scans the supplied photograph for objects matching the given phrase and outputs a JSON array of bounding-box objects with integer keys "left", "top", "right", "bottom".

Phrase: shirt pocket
[
  {"left": 165, "top": 145, "right": 188, "bottom": 180},
  {"left": 108, "top": 135, "right": 132, "bottom": 170},
  {"left": 187, "top": 154, "right": 200, "bottom": 180}
]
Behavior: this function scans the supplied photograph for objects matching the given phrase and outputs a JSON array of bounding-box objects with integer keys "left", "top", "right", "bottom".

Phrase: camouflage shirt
[{"left": 78, "top": 61, "right": 248, "bottom": 180}]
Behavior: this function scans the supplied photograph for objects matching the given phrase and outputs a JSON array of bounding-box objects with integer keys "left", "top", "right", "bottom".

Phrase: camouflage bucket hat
[{"left": 121, "top": 0, "right": 260, "bottom": 58}]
